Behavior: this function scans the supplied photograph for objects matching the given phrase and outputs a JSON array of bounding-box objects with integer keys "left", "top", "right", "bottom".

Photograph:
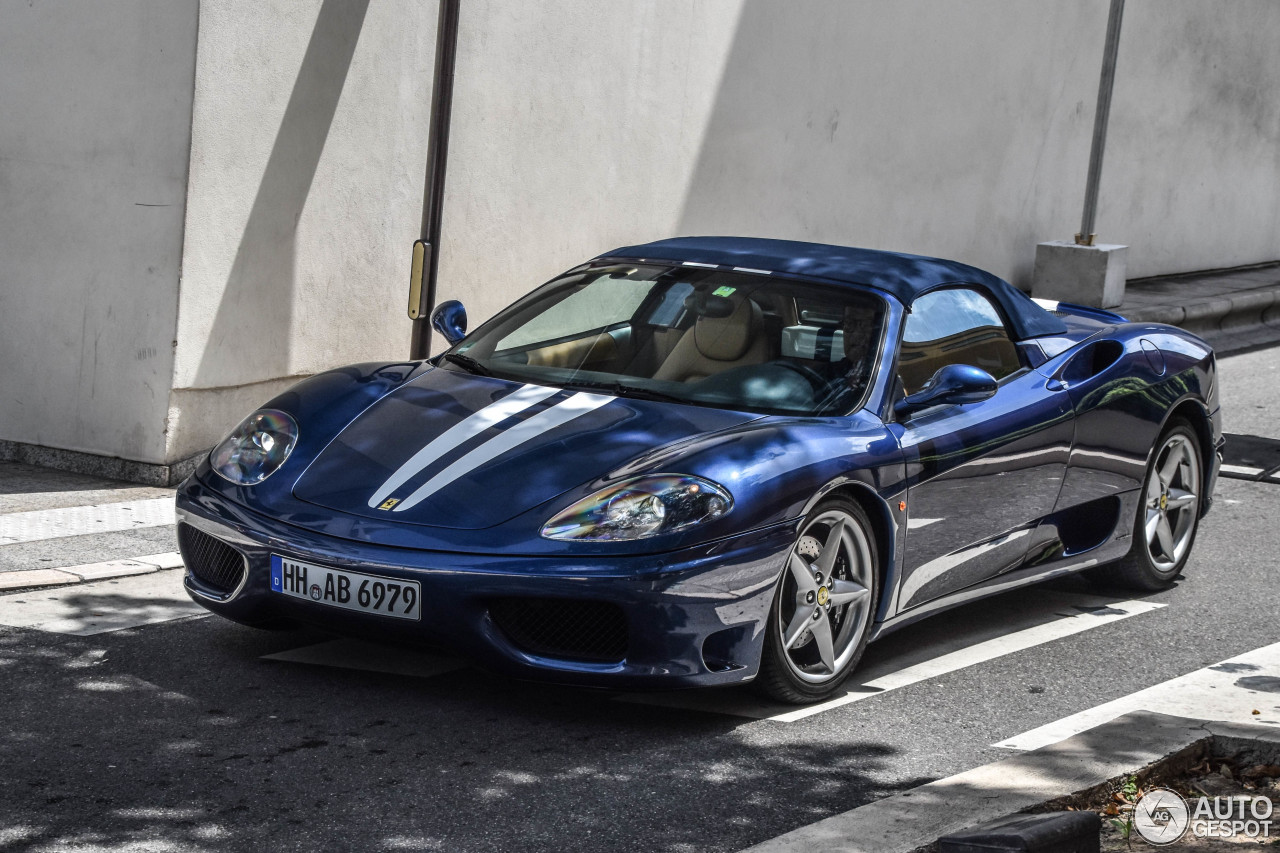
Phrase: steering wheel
[{"left": 777, "top": 360, "right": 830, "bottom": 394}]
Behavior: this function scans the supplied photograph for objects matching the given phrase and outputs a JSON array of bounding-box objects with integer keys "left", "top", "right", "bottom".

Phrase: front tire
[
  {"left": 1099, "top": 420, "right": 1204, "bottom": 591},
  {"left": 756, "top": 497, "right": 880, "bottom": 704}
]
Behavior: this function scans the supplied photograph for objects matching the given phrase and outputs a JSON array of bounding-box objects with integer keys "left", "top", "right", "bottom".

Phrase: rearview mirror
[
  {"left": 431, "top": 300, "right": 468, "bottom": 345},
  {"left": 894, "top": 364, "right": 997, "bottom": 419}
]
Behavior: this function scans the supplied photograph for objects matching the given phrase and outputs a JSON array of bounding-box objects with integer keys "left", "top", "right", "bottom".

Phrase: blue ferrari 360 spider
[{"left": 177, "top": 237, "right": 1221, "bottom": 703}]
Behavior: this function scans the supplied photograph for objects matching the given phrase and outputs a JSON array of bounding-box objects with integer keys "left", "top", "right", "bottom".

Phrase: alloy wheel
[
  {"left": 776, "top": 509, "right": 875, "bottom": 684},
  {"left": 1143, "top": 432, "right": 1201, "bottom": 572}
]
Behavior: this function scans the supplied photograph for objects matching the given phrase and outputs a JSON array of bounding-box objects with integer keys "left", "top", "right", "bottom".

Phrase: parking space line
[
  {"left": 0, "top": 498, "right": 175, "bottom": 545},
  {"left": 616, "top": 595, "right": 1165, "bottom": 722},
  {"left": 261, "top": 639, "right": 466, "bottom": 680},
  {"left": 1220, "top": 463, "right": 1265, "bottom": 477},
  {"left": 995, "top": 639, "right": 1280, "bottom": 750}
]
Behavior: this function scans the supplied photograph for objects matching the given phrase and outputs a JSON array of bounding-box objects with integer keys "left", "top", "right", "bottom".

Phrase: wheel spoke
[
  {"left": 814, "top": 518, "right": 845, "bottom": 579},
  {"left": 1146, "top": 473, "right": 1163, "bottom": 508},
  {"left": 1155, "top": 515, "right": 1176, "bottom": 558},
  {"left": 1144, "top": 508, "right": 1162, "bottom": 546},
  {"left": 1158, "top": 443, "right": 1183, "bottom": 488},
  {"left": 788, "top": 552, "right": 818, "bottom": 594},
  {"left": 810, "top": 611, "right": 836, "bottom": 672},
  {"left": 1166, "top": 488, "right": 1197, "bottom": 511},
  {"left": 828, "top": 578, "right": 869, "bottom": 606},
  {"left": 782, "top": 609, "right": 813, "bottom": 651}
]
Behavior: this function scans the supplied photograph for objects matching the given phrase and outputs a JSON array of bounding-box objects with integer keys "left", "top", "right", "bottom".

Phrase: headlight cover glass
[
  {"left": 210, "top": 409, "right": 299, "bottom": 485},
  {"left": 541, "top": 475, "right": 732, "bottom": 541}
]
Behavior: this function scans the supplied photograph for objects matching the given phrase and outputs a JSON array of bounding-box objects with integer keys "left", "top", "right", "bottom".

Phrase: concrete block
[
  {"left": 0, "top": 569, "right": 81, "bottom": 590},
  {"left": 939, "top": 811, "right": 1100, "bottom": 853},
  {"left": 137, "top": 551, "right": 184, "bottom": 570},
  {"left": 1033, "top": 242, "right": 1128, "bottom": 309},
  {"left": 1124, "top": 305, "right": 1185, "bottom": 326},
  {"left": 62, "top": 559, "right": 159, "bottom": 581}
]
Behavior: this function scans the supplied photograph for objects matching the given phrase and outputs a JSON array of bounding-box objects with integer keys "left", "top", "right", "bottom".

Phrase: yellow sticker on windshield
[{"left": 712, "top": 286, "right": 737, "bottom": 297}]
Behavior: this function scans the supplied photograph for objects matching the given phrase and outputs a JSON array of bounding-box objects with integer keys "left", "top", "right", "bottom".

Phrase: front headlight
[
  {"left": 540, "top": 475, "right": 732, "bottom": 541},
  {"left": 210, "top": 409, "right": 299, "bottom": 485}
]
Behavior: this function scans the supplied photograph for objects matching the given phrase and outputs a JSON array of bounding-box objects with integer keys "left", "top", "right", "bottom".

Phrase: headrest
[
  {"left": 682, "top": 292, "right": 735, "bottom": 319},
  {"left": 695, "top": 297, "right": 760, "bottom": 361}
]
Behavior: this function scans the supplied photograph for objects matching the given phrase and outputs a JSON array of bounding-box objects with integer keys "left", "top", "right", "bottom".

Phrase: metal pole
[
  {"left": 1077, "top": 0, "right": 1125, "bottom": 246},
  {"left": 409, "top": 0, "right": 461, "bottom": 358}
]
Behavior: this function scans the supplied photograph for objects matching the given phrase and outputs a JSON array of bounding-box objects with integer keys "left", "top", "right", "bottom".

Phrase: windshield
[{"left": 442, "top": 263, "right": 887, "bottom": 416}]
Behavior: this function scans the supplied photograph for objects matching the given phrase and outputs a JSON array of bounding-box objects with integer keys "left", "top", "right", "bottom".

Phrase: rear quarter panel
[{"left": 1044, "top": 324, "right": 1214, "bottom": 513}]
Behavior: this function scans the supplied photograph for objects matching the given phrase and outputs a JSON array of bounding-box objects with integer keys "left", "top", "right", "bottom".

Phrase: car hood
[{"left": 292, "top": 368, "right": 764, "bottom": 529}]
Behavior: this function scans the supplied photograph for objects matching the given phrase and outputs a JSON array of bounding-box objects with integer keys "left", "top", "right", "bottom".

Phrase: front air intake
[
  {"left": 489, "top": 598, "right": 628, "bottom": 663},
  {"left": 177, "top": 523, "right": 247, "bottom": 596}
]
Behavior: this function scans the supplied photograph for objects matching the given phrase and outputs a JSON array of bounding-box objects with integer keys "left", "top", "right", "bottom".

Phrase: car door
[{"left": 888, "top": 287, "right": 1074, "bottom": 612}]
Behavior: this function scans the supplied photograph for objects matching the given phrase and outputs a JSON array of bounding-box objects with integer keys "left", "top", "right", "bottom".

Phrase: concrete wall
[
  {"left": 167, "top": 0, "right": 435, "bottom": 460},
  {"left": 435, "top": 0, "right": 746, "bottom": 328},
  {"left": 1102, "top": 0, "right": 1280, "bottom": 275},
  {"left": 4, "top": 0, "right": 1278, "bottom": 473},
  {"left": 0, "top": 1, "right": 199, "bottom": 464},
  {"left": 437, "top": 0, "right": 1280, "bottom": 341}
]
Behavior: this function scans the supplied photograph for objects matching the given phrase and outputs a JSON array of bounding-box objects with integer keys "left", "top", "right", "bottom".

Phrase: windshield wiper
[
  {"left": 441, "top": 352, "right": 491, "bottom": 376},
  {"left": 560, "top": 379, "right": 687, "bottom": 404}
]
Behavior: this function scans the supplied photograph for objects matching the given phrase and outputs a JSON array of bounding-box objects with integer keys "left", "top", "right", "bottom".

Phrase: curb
[
  {"left": 1126, "top": 283, "right": 1280, "bottom": 339},
  {"left": 0, "top": 552, "right": 184, "bottom": 591},
  {"left": 738, "top": 712, "right": 1280, "bottom": 853}
]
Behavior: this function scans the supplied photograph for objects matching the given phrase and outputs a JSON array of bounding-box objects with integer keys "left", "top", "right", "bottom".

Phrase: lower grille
[
  {"left": 489, "top": 598, "right": 628, "bottom": 663},
  {"left": 178, "top": 523, "right": 247, "bottom": 595}
]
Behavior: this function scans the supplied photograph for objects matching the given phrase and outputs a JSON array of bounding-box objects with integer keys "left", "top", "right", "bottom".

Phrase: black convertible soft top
[{"left": 599, "top": 236, "right": 1066, "bottom": 340}]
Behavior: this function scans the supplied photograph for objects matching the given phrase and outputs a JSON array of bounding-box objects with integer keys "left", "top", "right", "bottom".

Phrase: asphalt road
[{"left": 1, "top": 345, "right": 1278, "bottom": 853}]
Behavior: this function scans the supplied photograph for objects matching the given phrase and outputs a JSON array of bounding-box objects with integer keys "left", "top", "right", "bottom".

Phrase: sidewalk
[
  {"left": 0, "top": 460, "right": 181, "bottom": 589},
  {"left": 1119, "top": 261, "right": 1280, "bottom": 354}
]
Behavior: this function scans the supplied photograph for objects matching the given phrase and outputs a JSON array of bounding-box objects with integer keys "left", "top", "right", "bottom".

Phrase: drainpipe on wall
[
  {"left": 1031, "top": 0, "right": 1128, "bottom": 309},
  {"left": 408, "top": 0, "right": 461, "bottom": 359},
  {"left": 1076, "top": 0, "right": 1125, "bottom": 248}
]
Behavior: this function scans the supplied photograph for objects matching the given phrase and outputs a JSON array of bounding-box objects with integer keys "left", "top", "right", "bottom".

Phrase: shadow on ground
[{"left": 0, "top": 617, "right": 910, "bottom": 853}]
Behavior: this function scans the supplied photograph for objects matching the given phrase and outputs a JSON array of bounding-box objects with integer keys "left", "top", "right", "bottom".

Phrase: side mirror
[
  {"left": 430, "top": 300, "right": 468, "bottom": 345},
  {"left": 894, "top": 364, "right": 997, "bottom": 419}
]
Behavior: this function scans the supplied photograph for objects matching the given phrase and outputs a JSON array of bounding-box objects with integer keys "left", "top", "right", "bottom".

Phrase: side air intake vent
[
  {"left": 489, "top": 598, "right": 628, "bottom": 662},
  {"left": 178, "top": 523, "right": 247, "bottom": 596},
  {"left": 1060, "top": 339, "right": 1124, "bottom": 385}
]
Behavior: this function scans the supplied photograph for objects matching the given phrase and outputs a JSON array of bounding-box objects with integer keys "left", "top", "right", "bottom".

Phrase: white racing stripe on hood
[
  {"left": 393, "top": 392, "right": 615, "bottom": 512},
  {"left": 367, "top": 383, "right": 559, "bottom": 509}
]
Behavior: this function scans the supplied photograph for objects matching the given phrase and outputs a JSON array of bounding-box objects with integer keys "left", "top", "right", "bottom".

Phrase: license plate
[{"left": 270, "top": 555, "right": 421, "bottom": 621}]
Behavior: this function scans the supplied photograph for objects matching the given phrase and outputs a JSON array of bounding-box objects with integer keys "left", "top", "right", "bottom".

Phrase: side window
[
  {"left": 645, "top": 281, "right": 695, "bottom": 328},
  {"left": 899, "top": 288, "right": 1022, "bottom": 395}
]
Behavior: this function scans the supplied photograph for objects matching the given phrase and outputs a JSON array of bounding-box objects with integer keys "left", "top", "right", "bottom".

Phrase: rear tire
[
  {"left": 756, "top": 497, "right": 880, "bottom": 704},
  {"left": 1091, "top": 420, "right": 1203, "bottom": 591}
]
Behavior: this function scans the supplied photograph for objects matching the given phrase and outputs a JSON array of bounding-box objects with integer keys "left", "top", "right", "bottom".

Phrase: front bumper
[{"left": 176, "top": 475, "right": 794, "bottom": 689}]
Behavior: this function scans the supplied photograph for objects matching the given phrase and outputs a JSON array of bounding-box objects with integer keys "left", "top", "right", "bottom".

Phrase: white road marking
[
  {"left": 995, "top": 640, "right": 1280, "bottom": 750},
  {"left": 261, "top": 638, "right": 465, "bottom": 679},
  {"left": 1220, "top": 463, "right": 1264, "bottom": 476},
  {"left": 906, "top": 517, "right": 942, "bottom": 529},
  {"left": 0, "top": 497, "right": 175, "bottom": 544},
  {"left": 0, "top": 571, "right": 203, "bottom": 635},
  {"left": 617, "top": 593, "right": 1164, "bottom": 722}
]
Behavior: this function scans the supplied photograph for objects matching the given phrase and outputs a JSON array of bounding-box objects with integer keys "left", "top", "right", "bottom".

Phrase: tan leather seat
[{"left": 654, "top": 298, "right": 770, "bottom": 383}]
